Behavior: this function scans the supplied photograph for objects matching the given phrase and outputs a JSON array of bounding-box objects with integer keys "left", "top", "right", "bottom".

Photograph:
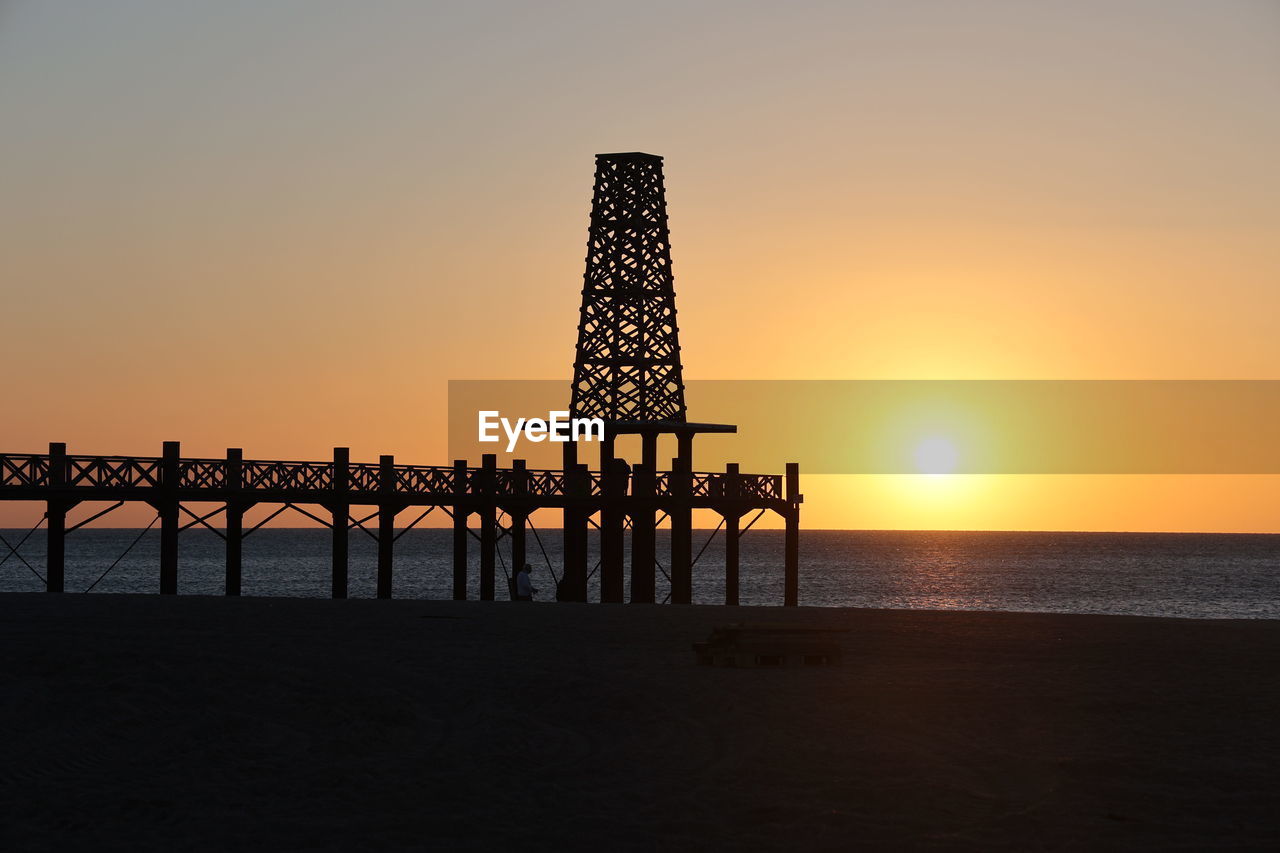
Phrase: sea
[{"left": 1, "top": 529, "right": 1277, "bottom": 619}]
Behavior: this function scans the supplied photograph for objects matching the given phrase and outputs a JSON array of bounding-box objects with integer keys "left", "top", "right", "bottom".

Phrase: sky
[{"left": 2, "top": 0, "right": 1278, "bottom": 531}]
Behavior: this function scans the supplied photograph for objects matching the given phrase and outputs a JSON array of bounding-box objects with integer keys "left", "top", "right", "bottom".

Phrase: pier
[
  {"left": 2, "top": 152, "right": 801, "bottom": 604},
  {"left": 0, "top": 442, "right": 799, "bottom": 603}
]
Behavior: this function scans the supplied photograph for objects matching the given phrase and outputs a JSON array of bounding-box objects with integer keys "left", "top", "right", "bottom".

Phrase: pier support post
[
  {"left": 629, "top": 461, "right": 656, "bottom": 603},
  {"left": 479, "top": 453, "right": 497, "bottom": 601},
  {"left": 599, "top": 433, "right": 615, "bottom": 473},
  {"left": 225, "top": 448, "right": 243, "bottom": 596},
  {"left": 45, "top": 442, "right": 67, "bottom": 593},
  {"left": 641, "top": 433, "right": 657, "bottom": 471},
  {"left": 784, "top": 462, "right": 799, "bottom": 607},
  {"left": 46, "top": 503, "right": 67, "bottom": 593},
  {"left": 377, "top": 454, "right": 395, "bottom": 599},
  {"left": 725, "top": 513, "right": 740, "bottom": 606},
  {"left": 331, "top": 447, "right": 349, "bottom": 599},
  {"left": 724, "top": 463, "right": 740, "bottom": 606},
  {"left": 599, "top": 457, "right": 626, "bottom": 603},
  {"left": 560, "top": 461, "right": 590, "bottom": 602},
  {"left": 508, "top": 459, "right": 528, "bottom": 600},
  {"left": 677, "top": 433, "right": 693, "bottom": 470},
  {"left": 670, "top": 455, "right": 692, "bottom": 605},
  {"left": 452, "top": 459, "right": 468, "bottom": 600},
  {"left": 159, "top": 440, "right": 180, "bottom": 595}
]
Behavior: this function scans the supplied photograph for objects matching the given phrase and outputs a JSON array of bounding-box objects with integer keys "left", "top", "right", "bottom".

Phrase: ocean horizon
[{"left": 4, "top": 528, "right": 1276, "bottom": 619}]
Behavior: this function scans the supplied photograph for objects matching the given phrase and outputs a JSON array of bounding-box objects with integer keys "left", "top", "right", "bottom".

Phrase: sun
[{"left": 913, "top": 436, "right": 959, "bottom": 475}]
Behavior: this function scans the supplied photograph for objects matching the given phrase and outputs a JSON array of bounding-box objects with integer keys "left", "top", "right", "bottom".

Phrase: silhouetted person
[{"left": 515, "top": 563, "right": 536, "bottom": 601}]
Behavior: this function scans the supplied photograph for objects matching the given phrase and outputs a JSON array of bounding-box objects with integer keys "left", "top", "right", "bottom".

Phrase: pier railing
[
  {"left": 0, "top": 452, "right": 783, "bottom": 503},
  {"left": 1, "top": 444, "right": 799, "bottom": 606}
]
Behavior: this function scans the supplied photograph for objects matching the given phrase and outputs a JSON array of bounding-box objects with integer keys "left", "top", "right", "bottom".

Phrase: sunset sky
[{"left": 2, "top": 1, "right": 1278, "bottom": 531}]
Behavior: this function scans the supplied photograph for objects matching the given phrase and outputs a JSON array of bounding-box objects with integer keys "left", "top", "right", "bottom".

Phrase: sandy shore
[{"left": 1, "top": 594, "right": 1277, "bottom": 851}]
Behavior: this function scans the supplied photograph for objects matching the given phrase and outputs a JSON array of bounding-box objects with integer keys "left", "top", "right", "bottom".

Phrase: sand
[{"left": 1, "top": 594, "right": 1277, "bottom": 851}]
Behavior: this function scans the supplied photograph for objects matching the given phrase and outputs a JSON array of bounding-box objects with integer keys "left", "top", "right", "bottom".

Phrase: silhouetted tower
[
  {"left": 563, "top": 152, "right": 739, "bottom": 605},
  {"left": 570, "top": 152, "right": 687, "bottom": 424}
]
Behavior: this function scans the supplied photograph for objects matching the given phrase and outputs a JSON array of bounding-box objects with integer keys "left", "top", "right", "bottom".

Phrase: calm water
[{"left": 1, "top": 528, "right": 1277, "bottom": 619}]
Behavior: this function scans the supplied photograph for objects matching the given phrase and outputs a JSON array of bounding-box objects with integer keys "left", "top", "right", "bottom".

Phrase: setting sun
[{"left": 913, "top": 436, "right": 959, "bottom": 475}]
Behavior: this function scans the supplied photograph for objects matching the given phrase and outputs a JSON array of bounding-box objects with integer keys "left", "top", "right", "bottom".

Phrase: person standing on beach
[{"left": 515, "top": 564, "right": 537, "bottom": 601}]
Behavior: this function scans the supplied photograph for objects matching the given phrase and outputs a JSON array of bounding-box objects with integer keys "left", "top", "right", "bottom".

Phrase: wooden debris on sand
[{"left": 693, "top": 623, "right": 846, "bottom": 668}]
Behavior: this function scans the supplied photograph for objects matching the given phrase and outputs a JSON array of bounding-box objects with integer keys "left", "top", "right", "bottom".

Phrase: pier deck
[{"left": 1, "top": 442, "right": 800, "bottom": 605}]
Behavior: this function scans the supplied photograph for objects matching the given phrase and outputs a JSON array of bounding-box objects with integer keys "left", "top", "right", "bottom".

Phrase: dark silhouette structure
[
  {"left": 563, "top": 152, "right": 798, "bottom": 605},
  {"left": 571, "top": 152, "right": 686, "bottom": 424},
  {"left": 0, "top": 153, "right": 801, "bottom": 604}
]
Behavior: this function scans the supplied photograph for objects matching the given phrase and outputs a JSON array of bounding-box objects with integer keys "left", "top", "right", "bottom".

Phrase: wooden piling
[
  {"left": 508, "top": 459, "right": 528, "bottom": 600},
  {"left": 46, "top": 503, "right": 66, "bottom": 593},
  {"left": 452, "top": 459, "right": 468, "bottom": 600},
  {"left": 677, "top": 433, "right": 693, "bottom": 469},
  {"left": 599, "top": 433, "right": 615, "bottom": 472},
  {"left": 784, "top": 462, "right": 799, "bottom": 607},
  {"left": 560, "top": 443, "right": 590, "bottom": 602},
  {"left": 45, "top": 442, "right": 66, "bottom": 593},
  {"left": 377, "top": 454, "right": 395, "bottom": 599},
  {"left": 600, "top": 457, "right": 626, "bottom": 603},
  {"left": 669, "top": 455, "right": 692, "bottom": 605},
  {"left": 479, "top": 453, "right": 497, "bottom": 601},
  {"left": 630, "top": 461, "right": 656, "bottom": 603},
  {"left": 641, "top": 433, "right": 657, "bottom": 471},
  {"left": 331, "top": 447, "right": 349, "bottom": 599},
  {"left": 159, "top": 441, "right": 180, "bottom": 595},
  {"left": 560, "top": 461, "right": 590, "bottom": 602},
  {"left": 225, "top": 448, "right": 243, "bottom": 596},
  {"left": 725, "top": 463, "right": 740, "bottom": 606}
]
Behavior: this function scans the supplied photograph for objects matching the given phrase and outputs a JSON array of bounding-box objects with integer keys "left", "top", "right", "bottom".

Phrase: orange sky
[{"left": 2, "top": 1, "right": 1277, "bottom": 531}]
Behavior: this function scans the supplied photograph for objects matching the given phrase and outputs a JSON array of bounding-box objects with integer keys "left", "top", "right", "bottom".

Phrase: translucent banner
[{"left": 448, "top": 380, "right": 1280, "bottom": 474}]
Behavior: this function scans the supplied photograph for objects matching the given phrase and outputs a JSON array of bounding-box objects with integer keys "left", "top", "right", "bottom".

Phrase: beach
[{"left": 2, "top": 594, "right": 1277, "bottom": 851}]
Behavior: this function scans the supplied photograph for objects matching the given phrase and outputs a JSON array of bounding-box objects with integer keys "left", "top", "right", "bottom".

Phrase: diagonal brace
[{"left": 67, "top": 502, "right": 125, "bottom": 533}]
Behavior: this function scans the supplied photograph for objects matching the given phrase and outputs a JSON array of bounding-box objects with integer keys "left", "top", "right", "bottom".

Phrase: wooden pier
[
  {"left": 2, "top": 152, "right": 803, "bottom": 604},
  {"left": 0, "top": 440, "right": 800, "bottom": 604}
]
